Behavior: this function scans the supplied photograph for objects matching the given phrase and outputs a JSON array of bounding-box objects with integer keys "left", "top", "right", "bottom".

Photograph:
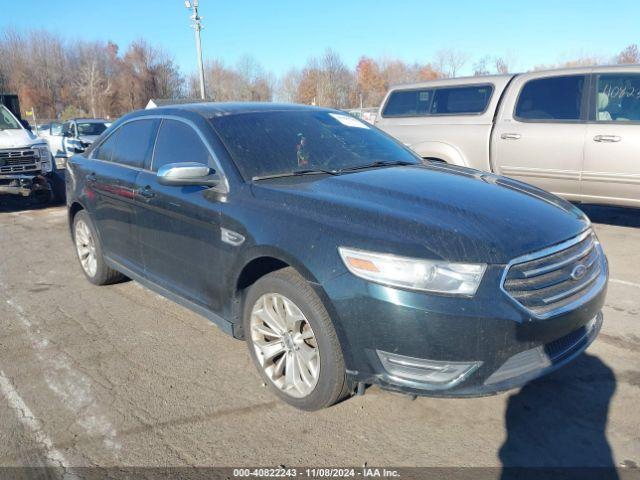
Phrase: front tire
[
  {"left": 243, "top": 267, "right": 348, "bottom": 410},
  {"left": 72, "top": 210, "right": 124, "bottom": 285}
]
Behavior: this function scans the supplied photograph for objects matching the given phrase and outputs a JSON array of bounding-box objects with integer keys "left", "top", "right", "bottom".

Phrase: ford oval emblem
[{"left": 571, "top": 264, "right": 588, "bottom": 281}]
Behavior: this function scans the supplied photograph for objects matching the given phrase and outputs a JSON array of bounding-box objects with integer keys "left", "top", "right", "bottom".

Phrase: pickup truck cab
[{"left": 375, "top": 65, "right": 640, "bottom": 208}]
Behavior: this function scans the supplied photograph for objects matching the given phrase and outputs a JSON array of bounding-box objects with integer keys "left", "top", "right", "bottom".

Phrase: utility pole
[{"left": 185, "top": 0, "right": 206, "bottom": 99}]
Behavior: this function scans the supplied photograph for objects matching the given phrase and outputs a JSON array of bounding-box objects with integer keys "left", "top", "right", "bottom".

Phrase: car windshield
[
  {"left": 77, "top": 122, "right": 108, "bottom": 136},
  {"left": 209, "top": 110, "right": 419, "bottom": 180},
  {"left": 0, "top": 105, "right": 21, "bottom": 130}
]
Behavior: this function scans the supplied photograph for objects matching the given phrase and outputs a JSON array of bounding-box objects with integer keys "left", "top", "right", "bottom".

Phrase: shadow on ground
[
  {"left": 0, "top": 195, "right": 61, "bottom": 213},
  {"left": 499, "top": 353, "right": 619, "bottom": 479},
  {"left": 578, "top": 204, "right": 640, "bottom": 228}
]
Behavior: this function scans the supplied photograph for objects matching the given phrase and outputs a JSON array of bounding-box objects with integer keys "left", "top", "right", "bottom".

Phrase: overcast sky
[{"left": 1, "top": 0, "right": 637, "bottom": 75}]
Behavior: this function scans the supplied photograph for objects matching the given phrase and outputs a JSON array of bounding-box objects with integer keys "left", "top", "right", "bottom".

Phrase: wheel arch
[
  {"left": 411, "top": 140, "right": 467, "bottom": 166},
  {"left": 68, "top": 201, "right": 86, "bottom": 234},
  {"left": 230, "top": 247, "right": 326, "bottom": 339}
]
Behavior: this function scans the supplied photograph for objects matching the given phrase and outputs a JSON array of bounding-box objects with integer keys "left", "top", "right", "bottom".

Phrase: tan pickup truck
[{"left": 375, "top": 65, "right": 640, "bottom": 208}]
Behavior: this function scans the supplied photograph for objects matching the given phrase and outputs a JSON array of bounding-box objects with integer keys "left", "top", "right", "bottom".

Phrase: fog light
[{"left": 377, "top": 350, "right": 481, "bottom": 390}]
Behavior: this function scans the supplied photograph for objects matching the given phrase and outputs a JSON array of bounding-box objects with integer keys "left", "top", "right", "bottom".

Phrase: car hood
[
  {"left": 0, "top": 128, "right": 40, "bottom": 149},
  {"left": 251, "top": 163, "right": 590, "bottom": 264}
]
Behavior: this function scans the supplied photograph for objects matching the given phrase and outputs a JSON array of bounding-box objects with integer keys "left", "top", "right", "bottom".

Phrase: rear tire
[
  {"left": 243, "top": 267, "right": 348, "bottom": 410},
  {"left": 72, "top": 210, "right": 124, "bottom": 285}
]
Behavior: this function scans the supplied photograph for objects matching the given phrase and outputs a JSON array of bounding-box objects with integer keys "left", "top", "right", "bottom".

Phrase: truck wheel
[
  {"left": 47, "top": 171, "right": 66, "bottom": 204},
  {"left": 72, "top": 210, "right": 124, "bottom": 285},
  {"left": 243, "top": 267, "right": 349, "bottom": 410},
  {"left": 30, "top": 188, "right": 53, "bottom": 206}
]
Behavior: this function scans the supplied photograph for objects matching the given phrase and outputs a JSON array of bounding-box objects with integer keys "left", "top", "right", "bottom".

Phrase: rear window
[
  {"left": 382, "top": 84, "right": 493, "bottom": 117},
  {"left": 515, "top": 75, "right": 586, "bottom": 121}
]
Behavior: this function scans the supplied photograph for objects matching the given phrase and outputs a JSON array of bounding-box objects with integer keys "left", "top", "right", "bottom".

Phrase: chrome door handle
[
  {"left": 594, "top": 135, "right": 621, "bottom": 143},
  {"left": 87, "top": 172, "right": 97, "bottom": 183},
  {"left": 501, "top": 133, "right": 521, "bottom": 140}
]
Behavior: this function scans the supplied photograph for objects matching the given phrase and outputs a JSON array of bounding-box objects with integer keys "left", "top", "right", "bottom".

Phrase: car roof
[
  {"left": 137, "top": 102, "right": 335, "bottom": 118},
  {"left": 389, "top": 74, "right": 513, "bottom": 91}
]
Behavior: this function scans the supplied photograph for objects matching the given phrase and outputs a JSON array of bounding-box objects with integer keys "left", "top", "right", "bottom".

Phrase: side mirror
[
  {"left": 157, "top": 162, "right": 220, "bottom": 187},
  {"left": 20, "top": 119, "right": 32, "bottom": 131}
]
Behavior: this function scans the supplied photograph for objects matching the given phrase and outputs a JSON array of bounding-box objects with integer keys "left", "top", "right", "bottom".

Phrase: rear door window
[
  {"left": 152, "top": 120, "right": 213, "bottom": 172},
  {"left": 515, "top": 75, "right": 586, "bottom": 121},
  {"left": 110, "top": 119, "right": 159, "bottom": 168},
  {"left": 595, "top": 73, "right": 640, "bottom": 122}
]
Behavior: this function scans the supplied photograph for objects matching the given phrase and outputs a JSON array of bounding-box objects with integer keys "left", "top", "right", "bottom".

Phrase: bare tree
[
  {"left": 75, "top": 42, "right": 113, "bottom": 117},
  {"left": 276, "top": 68, "right": 301, "bottom": 103},
  {"left": 435, "top": 49, "right": 469, "bottom": 78},
  {"left": 293, "top": 49, "right": 354, "bottom": 108},
  {"left": 473, "top": 56, "right": 491, "bottom": 76},
  {"left": 617, "top": 44, "right": 640, "bottom": 64},
  {"left": 317, "top": 49, "right": 354, "bottom": 108},
  {"left": 197, "top": 56, "right": 272, "bottom": 102},
  {"left": 116, "top": 40, "right": 183, "bottom": 111},
  {"left": 494, "top": 57, "right": 510, "bottom": 74}
]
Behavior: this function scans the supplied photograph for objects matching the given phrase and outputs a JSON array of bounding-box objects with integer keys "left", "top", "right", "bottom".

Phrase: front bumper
[
  {"left": 0, "top": 174, "right": 52, "bottom": 198},
  {"left": 322, "top": 259, "right": 607, "bottom": 397}
]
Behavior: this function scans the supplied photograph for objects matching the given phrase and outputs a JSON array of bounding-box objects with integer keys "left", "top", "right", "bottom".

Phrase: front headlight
[
  {"left": 338, "top": 247, "right": 486, "bottom": 296},
  {"left": 34, "top": 144, "right": 52, "bottom": 172}
]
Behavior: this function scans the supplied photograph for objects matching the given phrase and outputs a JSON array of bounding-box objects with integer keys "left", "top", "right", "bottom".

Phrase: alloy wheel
[
  {"left": 75, "top": 220, "right": 97, "bottom": 278},
  {"left": 250, "top": 293, "right": 320, "bottom": 398}
]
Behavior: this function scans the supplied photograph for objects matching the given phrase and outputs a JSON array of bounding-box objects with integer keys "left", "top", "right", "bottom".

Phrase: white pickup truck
[
  {"left": 375, "top": 65, "right": 640, "bottom": 208},
  {"left": 0, "top": 102, "right": 63, "bottom": 203}
]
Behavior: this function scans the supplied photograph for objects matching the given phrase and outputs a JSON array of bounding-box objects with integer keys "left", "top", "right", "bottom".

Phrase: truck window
[
  {"left": 595, "top": 74, "right": 640, "bottom": 122},
  {"left": 383, "top": 84, "right": 493, "bottom": 117},
  {"left": 383, "top": 89, "right": 433, "bottom": 117},
  {"left": 0, "top": 105, "right": 21, "bottom": 130},
  {"left": 430, "top": 85, "right": 493, "bottom": 114},
  {"left": 515, "top": 75, "right": 585, "bottom": 121}
]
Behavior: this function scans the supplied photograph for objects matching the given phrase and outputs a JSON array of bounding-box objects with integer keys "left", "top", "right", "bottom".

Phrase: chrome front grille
[
  {"left": 0, "top": 148, "right": 39, "bottom": 173},
  {"left": 502, "top": 230, "right": 606, "bottom": 319}
]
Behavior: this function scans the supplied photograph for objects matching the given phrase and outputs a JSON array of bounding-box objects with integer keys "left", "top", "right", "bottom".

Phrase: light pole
[{"left": 185, "top": 0, "right": 206, "bottom": 99}]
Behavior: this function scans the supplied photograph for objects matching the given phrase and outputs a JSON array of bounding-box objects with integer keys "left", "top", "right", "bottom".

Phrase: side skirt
[{"left": 105, "top": 256, "right": 236, "bottom": 338}]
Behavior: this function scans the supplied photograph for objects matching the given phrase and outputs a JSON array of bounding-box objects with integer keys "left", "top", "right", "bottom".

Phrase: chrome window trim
[
  {"left": 499, "top": 229, "right": 607, "bottom": 321},
  {"left": 90, "top": 114, "right": 229, "bottom": 194}
]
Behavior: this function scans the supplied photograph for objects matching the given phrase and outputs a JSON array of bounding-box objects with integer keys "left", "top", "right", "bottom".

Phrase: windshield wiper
[
  {"left": 336, "top": 160, "right": 416, "bottom": 174},
  {"left": 252, "top": 169, "right": 338, "bottom": 181}
]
